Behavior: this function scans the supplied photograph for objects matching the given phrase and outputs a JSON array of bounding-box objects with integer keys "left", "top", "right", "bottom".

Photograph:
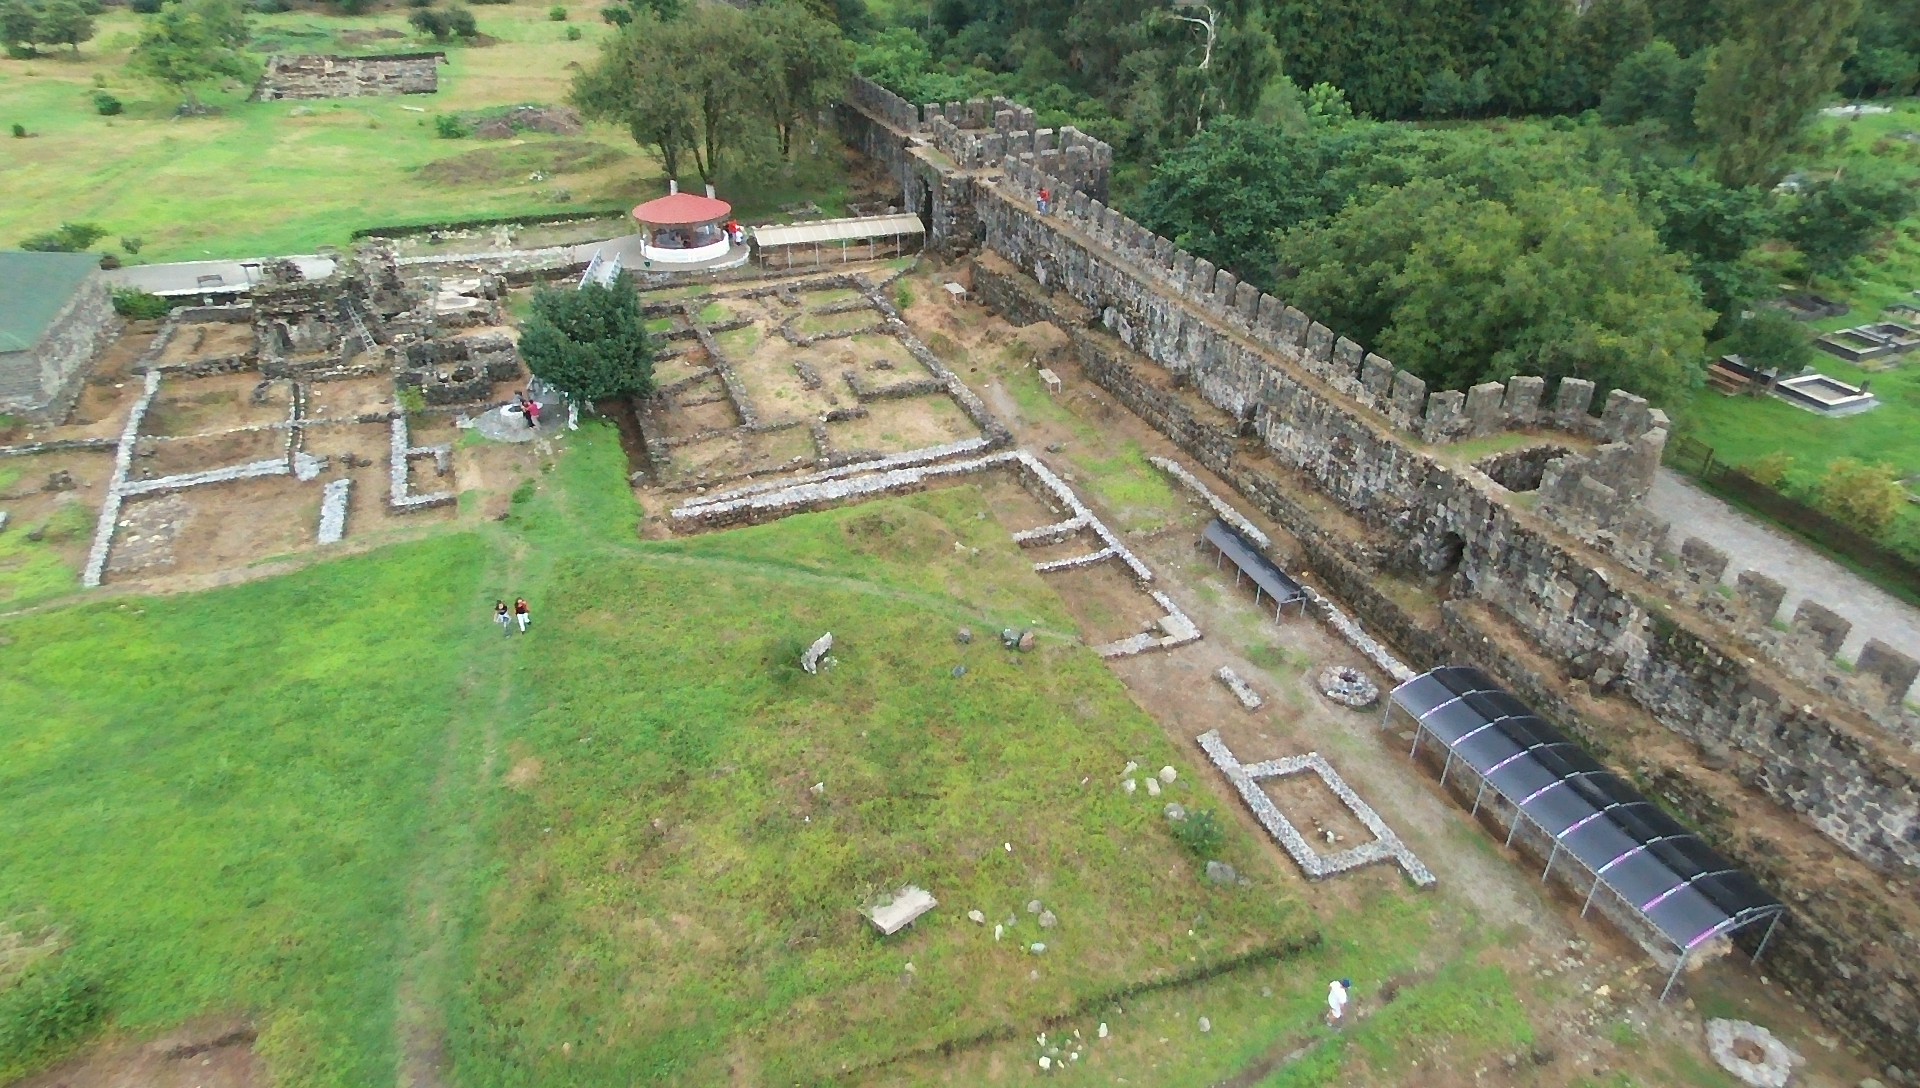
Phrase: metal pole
[
  {"left": 1438, "top": 750, "right": 1456, "bottom": 789},
  {"left": 1470, "top": 778, "right": 1489, "bottom": 817},
  {"left": 1659, "top": 948, "right": 1688, "bottom": 1003},
  {"left": 1541, "top": 842, "right": 1559, "bottom": 883},
  {"left": 1752, "top": 913, "right": 1783, "bottom": 964},
  {"left": 1581, "top": 873, "right": 1606, "bottom": 917}
]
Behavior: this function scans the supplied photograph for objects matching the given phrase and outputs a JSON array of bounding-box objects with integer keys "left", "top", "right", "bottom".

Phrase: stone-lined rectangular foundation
[{"left": 1198, "top": 729, "right": 1434, "bottom": 888}]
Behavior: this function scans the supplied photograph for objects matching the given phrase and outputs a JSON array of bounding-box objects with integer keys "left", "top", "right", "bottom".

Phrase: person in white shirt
[{"left": 1327, "top": 978, "right": 1351, "bottom": 1026}]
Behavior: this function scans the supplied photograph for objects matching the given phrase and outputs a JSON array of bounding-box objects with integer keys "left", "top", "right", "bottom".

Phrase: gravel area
[{"left": 1647, "top": 468, "right": 1920, "bottom": 699}]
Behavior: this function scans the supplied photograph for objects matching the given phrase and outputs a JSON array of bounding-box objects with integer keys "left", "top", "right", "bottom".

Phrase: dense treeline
[{"left": 846, "top": 0, "right": 1916, "bottom": 404}]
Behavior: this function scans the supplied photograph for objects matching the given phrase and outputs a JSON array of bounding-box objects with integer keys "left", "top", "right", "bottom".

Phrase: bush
[
  {"left": 397, "top": 385, "right": 427, "bottom": 414},
  {"left": 599, "top": 4, "right": 629, "bottom": 23},
  {"left": 409, "top": 7, "right": 447, "bottom": 38},
  {"left": 0, "top": 960, "right": 108, "bottom": 1078},
  {"left": 564, "top": 23, "right": 579, "bottom": 38},
  {"left": 19, "top": 222, "right": 106, "bottom": 252},
  {"left": 1170, "top": 808, "right": 1224, "bottom": 859},
  {"left": 433, "top": 112, "right": 468, "bottom": 138},
  {"left": 1747, "top": 451, "right": 1794, "bottom": 490},
  {"left": 91, "top": 90, "right": 121, "bottom": 115},
  {"left": 1818, "top": 458, "right": 1907, "bottom": 536},
  {"left": 128, "top": 0, "right": 162, "bottom": 11},
  {"left": 246, "top": 0, "right": 288, "bottom": 12},
  {"left": 10, "top": 123, "right": 25, "bottom": 138},
  {"left": 406, "top": 0, "right": 433, "bottom": 7},
  {"left": 893, "top": 283, "right": 913, "bottom": 310},
  {"left": 97, "top": 253, "right": 119, "bottom": 269},
  {"left": 548, "top": 4, "right": 565, "bottom": 18},
  {"left": 118, "top": 235, "right": 143, "bottom": 255},
  {"left": 444, "top": 6, "right": 475, "bottom": 36},
  {"left": 111, "top": 287, "right": 171, "bottom": 319}
]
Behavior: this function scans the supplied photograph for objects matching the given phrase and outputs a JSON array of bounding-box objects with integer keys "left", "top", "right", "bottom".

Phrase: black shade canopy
[
  {"left": 1393, "top": 666, "right": 1784, "bottom": 963},
  {"left": 1203, "top": 518, "right": 1306, "bottom": 608}
]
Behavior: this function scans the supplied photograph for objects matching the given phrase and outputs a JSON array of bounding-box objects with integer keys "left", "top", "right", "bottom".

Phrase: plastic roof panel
[{"left": 1391, "top": 666, "right": 1784, "bottom": 955}]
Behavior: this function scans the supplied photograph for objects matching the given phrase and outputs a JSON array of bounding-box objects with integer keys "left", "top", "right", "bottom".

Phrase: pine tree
[{"left": 1694, "top": 0, "right": 1863, "bottom": 187}]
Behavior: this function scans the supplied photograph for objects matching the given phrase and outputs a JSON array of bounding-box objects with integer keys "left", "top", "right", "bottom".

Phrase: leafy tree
[
  {"left": 1132, "top": 116, "right": 1348, "bottom": 287},
  {"left": 1420, "top": 67, "right": 1491, "bottom": 118},
  {"left": 1275, "top": 180, "right": 1713, "bottom": 403},
  {"left": 19, "top": 221, "right": 107, "bottom": 251},
  {"left": 1648, "top": 0, "right": 1728, "bottom": 55},
  {"left": 518, "top": 273, "right": 657, "bottom": 403},
  {"left": 127, "top": 0, "right": 253, "bottom": 110},
  {"left": 34, "top": 0, "right": 92, "bottom": 50},
  {"left": 1631, "top": 165, "right": 1772, "bottom": 322},
  {"left": 1714, "top": 309, "right": 1812, "bottom": 371},
  {"left": 1, "top": 0, "right": 39, "bottom": 50},
  {"left": 1694, "top": 0, "right": 1865, "bottom": 187},
  {"left": 1818, "top": 458, "right": 1906, "bottom": 535},
  {"left": 750, "top": 1, "right": 852, "bottom": 160},
  {"left": 1564, "top": 0, "right": 1653, "bottom": 108},
  {"left": 1777, "top": 166, "right": 1918, "bottom": 278},
  {"left": 1599, "top": 40, "right": 1704, "bottom": 134},
  {"left": 1841, "top": 0, "right": 1920, "bottom": 97}
]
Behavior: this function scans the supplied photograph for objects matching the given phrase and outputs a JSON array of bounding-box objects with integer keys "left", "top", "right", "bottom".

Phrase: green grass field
[
  {"left": 0, "top": 427, "right": 1313, "bottom": 1086},
  {"left": 0, "top": 2, "right": 847, "bottom": 262}
]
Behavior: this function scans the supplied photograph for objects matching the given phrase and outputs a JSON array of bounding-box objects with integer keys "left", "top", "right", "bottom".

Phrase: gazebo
[{"left": 631, "top": 190, "right": 733, "bottom": 265}]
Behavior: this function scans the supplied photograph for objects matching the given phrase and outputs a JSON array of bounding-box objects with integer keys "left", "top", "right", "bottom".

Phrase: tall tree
[
  {"left": 35, "top": 0, "right": 93, "bottom": 50},
  {"left": 750, "top": 1, "right": 853, "bottom": 160},
  {"left": 518, "top": 273, "right": 657, "bottom": 403},
  {"left": 572, "top": 6, "right": 761, "bottom": 183},
  {"left": 1275, "top": 180, "right": 1713, "bottom": 404},
  {"left": 0, "top": 0, "right": 39, "bottom": 50},
  {"left": 1600, "top": 40, "right": 1705, "bottom": 134},
  {"left": 127, "top": 0, "right": 251, "bottom": 109},
  {"left": 1694, "top": 0, "right": 1864, "bottom": 187},
  {"left": 1777, "top": 166, "right": 1918, "bottom": 277}
]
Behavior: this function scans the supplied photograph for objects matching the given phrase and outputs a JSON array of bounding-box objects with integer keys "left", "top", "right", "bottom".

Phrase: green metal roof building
[{"left": 0, "top": 251, "right": 120, "bottom": 421}]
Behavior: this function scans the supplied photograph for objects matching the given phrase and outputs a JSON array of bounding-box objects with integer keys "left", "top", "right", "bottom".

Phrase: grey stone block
[
  {"left": 1856, "top": 640, "right": 1920, "bottom": 705},
  {"left": 1734, "top": 570, "right": 1788, "bottom": 622},
  {"left": 1791, "top": 600, "right": 1852, "bottom": 657},
  {"left": 1503, "top": 375, "right": 1545, "bottom": 423},
  {"left": 1464, "top": 382, "right": 1506, "bottom": 436}
]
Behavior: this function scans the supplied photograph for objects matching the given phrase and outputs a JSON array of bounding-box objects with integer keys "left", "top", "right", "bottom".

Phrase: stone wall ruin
[{"left": 254, "top": 52, "right": 443, "bottom": 101}]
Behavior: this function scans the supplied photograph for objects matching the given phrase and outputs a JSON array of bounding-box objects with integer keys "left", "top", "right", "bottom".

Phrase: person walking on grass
[
  {"left": 514, "top": 597, "right": 531, "bottom": 633},
  {"left": 494, "top": 599, "right": 512, "bottom": 637},
  {"left": 1327, "top": 979, "right": 1351, "bottom": 1027}
]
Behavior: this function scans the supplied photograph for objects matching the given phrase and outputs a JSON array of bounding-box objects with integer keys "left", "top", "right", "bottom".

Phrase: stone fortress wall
[
  {"left": 837, "top": 75, "right": 1920, "bottom": 1082},
  {"left": 0, "top": 269, "right": 120, "bottom": 423}
]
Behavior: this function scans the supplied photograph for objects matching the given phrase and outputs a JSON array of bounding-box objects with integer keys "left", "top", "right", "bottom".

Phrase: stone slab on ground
[
  {"left": 317, "top": 478, "right": 351, "bottom": 544},
  {"left": 865, "top": 885, "right": 936, "bottom": 935}
]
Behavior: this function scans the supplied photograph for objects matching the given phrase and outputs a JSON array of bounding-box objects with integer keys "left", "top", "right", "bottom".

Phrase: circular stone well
[
  {"left": 1318, "top": 666, "right": 1379, "bottom": 709},
  {"left": 1705, "top": 1019, "right": 1801, "bottom": 1088}
]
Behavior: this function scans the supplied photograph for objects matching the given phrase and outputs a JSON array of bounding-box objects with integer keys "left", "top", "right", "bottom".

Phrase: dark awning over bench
[{"left": 1203, "top": 518, "right": 1307, "bottom": 616}]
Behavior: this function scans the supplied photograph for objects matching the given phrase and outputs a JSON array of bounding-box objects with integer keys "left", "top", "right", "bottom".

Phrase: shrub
[
  {"left": 246, "top": 0, "right": 288, "bottom": 12},
  {"left": 111, "top": 287, "right": 171, "bottom": 319},
  {"left": 444, "top": 7, "right": 475, "bottom": 36},
  {"left": 91, "top": 90, "right": 121, "bottom": 115},
  {"left": 599, "top": 4, "right": 629, "bottom": 23},
  {"left": 564, "top": 23, "right": 579, "bottom": 38},
  {"left": 128, "top": 0, "right": 162, "bottom": 11},
  {"left": 1170, "top": 808, "right": 1224, "bottom": 859},
  {"left": 118, "top": 235, "right": 143, "bottom": 255},
  {"left": 19, "top": 222, "right": 106, "bottom": 252},
  {"left": 409, "top": 7, "right": 447, "bottom": 38},
  {"left": 97, "top": 253, "right": 120, "bottom": 269},
  {"left": 1746, "top": 451, "right": 1794, "bottom": 490},
  {"left": 9, "top": 123, "right": 25, "bottom": 138},
  {"left": 433, "top": 112, "right": 468, "bottom": 138},
  {"left": 397, "top": 385, "right": 427, "bottom": 414},
  {"left": 894, "top": 283, "right": 913, "bottom": 310},
  {"left": 548, "top": 4, "right": 565, "bottom": 17},
  {"left": 1818, "top": 458, "right": 1907, "bottom": 536},
  {"left": 0, "top": 960, "right": 108, "bottom": 1078},
  {"left": 406, "top": 0, "right": 433, "bottom": 7}
]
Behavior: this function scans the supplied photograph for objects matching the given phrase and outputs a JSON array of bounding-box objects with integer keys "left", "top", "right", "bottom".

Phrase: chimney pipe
[{"left": 669, "top": 179, "right": 678, "bottom": 195}]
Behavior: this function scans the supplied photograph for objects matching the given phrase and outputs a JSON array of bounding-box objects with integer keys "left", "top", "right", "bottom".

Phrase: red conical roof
[{"left": 632, "top": 192, "right": 732, "bottom": 226}]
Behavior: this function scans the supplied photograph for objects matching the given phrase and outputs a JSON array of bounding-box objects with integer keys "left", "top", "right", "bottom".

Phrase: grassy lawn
[
  {"left": 0, "top": 2, "right": 848, "bottom": 262},
  {"left": 0, "top": 427, "right": 1311, "bottom": 1086}
]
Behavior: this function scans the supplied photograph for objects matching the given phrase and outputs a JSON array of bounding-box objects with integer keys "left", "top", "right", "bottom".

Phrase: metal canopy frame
[
  {"left": 1388, "top": 666, "right": 1786, "bottom": 1001},
  {"left": 1202, "top": 518, "right": 1308, "bottom": 619}
]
